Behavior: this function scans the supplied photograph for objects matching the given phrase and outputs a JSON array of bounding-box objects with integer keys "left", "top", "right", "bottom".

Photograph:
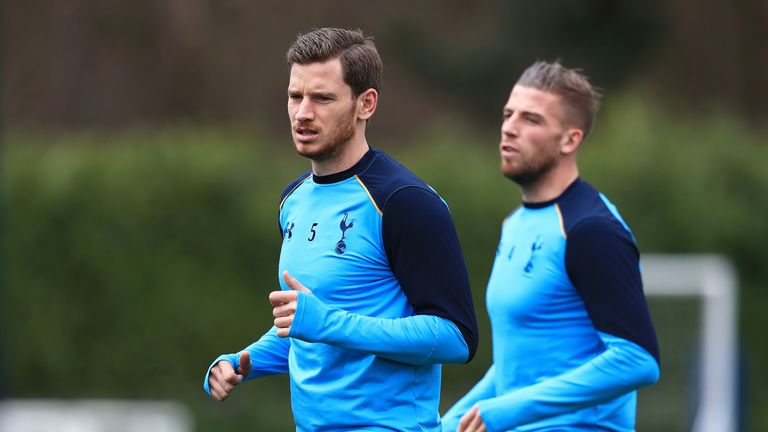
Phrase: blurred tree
[
  {"left": 655, "top": 0, "right": 768, "bottom": 123},
  {"left": 382, "top": 0, "right": 665, "bottom": 125},
  {"left": 2, "top": 0, "right": 766, "bottom": 129}
]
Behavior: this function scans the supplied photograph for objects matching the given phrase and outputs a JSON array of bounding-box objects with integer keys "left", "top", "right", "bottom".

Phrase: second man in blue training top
[{"left": 443, "top": 61, "right": 660, "bottom": 432}]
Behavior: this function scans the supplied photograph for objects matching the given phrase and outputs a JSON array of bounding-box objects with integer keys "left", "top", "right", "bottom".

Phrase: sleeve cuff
[
  {"left": 289, "top": 292, "right": 329, "bottom": 342},
  {"left": 202, "top": 353, "right": 238, "bottom": 395}
]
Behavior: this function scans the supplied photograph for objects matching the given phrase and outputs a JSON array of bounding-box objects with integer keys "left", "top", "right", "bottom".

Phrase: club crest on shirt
[
  {"left": 335, "top": 212, "right": 355, "bottom": 254},
  {"left": 284, "top": 221, "right": 295, "bottom": 240},
  {"left": 524, "top": 236, "right": 543, "bottom": 273}
]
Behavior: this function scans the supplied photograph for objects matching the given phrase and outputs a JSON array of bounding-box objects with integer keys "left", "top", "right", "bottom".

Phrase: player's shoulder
[
  {"left": 503, "top": 205, "right": 525, "bottom": 223},
  {"left": 279, "top": 168, "right": 312, "bottom": 210},
  {"left": 356, "top": 149, "right": 441, "bottom": 212},
  {"left": 557, "top": 179, "right": 635, "bottom": 243}
]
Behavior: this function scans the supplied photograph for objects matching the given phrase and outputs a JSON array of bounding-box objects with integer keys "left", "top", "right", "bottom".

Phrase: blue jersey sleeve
[
  {"left": 290, "top": 291, "right": 469, "bottom": 365},
  {"left": 476, "top": 332, "right": 659, "bottom": 431},
  {"left": 381, "top": 186, "right": 479, "bottom": 361},
  {"left": 441, "top": 364, "right": 498, "bottom": 431},
  {"left": 202, "top": 327, "right": 290, "bottom": 395},
  {"left": 565, "top": 217, "right": 660, "bottom": 363}
]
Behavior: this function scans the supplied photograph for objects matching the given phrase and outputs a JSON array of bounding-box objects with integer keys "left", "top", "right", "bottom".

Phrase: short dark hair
[
  {"left": 516, "top": 60, "right": 602, "bottom": 137},
  {"left": 286, "top": 28, "right": 382, "bottom": 98}
]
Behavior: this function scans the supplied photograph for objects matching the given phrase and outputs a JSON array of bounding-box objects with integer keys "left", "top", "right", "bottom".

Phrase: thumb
[
  {"left": 237, "top": 351, "right": 251, "bottom": 376},
  {"left": 283, "top": 271, "right": 312, "bottom": 293}
]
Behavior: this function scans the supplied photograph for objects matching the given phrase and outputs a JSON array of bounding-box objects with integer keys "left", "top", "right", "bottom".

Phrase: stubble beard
[
  {"left": 501, "top": 149, "right": 559, "bottom": 188},
  {"left": 294, "top": 106, "right": 357, "bottom": 163}
]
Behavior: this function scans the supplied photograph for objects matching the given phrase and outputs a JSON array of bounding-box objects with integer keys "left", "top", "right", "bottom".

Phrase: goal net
[{"left": 637, "top": 254, "right": 738, "bottom": 432}]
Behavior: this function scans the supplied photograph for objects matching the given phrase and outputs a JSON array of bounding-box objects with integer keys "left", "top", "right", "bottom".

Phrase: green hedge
[{"left": 3, "top": 100, "right": 768, "bottom": 431}]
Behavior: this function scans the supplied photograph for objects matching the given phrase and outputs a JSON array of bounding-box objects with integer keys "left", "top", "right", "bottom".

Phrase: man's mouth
[
  {"left": 500, "top": 143, "right": 519, "bottom": 157},
  {"left": 294, "top": 127, "right": 319, "bottom": 142}
]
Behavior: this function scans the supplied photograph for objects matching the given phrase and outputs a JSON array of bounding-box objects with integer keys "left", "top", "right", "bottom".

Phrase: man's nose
[
  {"left": 295, "top": 98, "right": 314, "bottom": 122},
  {"left": 502, "top": 117, "right": 518, "bottom": 138}
]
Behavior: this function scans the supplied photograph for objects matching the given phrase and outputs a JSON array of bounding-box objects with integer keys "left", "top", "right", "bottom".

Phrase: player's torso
[
  {"left": 278, "top": 175, "right": 410, "bottom": 317},
  {"left": 277, "top": 174, "right": 437, "bottom": 431},
  {"left": 486, "top": 205, "right": 602, "bottom": 390}
]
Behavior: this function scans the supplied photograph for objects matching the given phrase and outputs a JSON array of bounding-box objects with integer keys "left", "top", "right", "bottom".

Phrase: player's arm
[
  {"left": 205, "top": 192, "right": 300, "bottom": 401},
  {"left": 277, "top": 272, "right": 468, "bottom": 365},
  {"left": 203, "top": 326, "right": 290, "bottom": 399},
  {"left": 472, "top": 218, "right": 660, "bottom": 431},
  {"left": 441, "top": 364, "right": 498, "bottom": 432},
  {"left": 475, "top": 332, "right": 658, "bottom": 431},
  {"left": 275, "top": 186, "right": 478, "bottom": 365},
  {"left": 382, "top": 185, "right": 479, "bottom": 362}
]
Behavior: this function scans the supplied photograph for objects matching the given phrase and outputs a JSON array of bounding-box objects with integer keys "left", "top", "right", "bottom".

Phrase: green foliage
[
  {"left": 3, "top": 128, "right": 299, "bottom": 404},
  {"left": 2, "top": 100, "right": 767, "bottom": 430},
  {"left": 383, "top": 1, "right": 664, "bottom": 124}
]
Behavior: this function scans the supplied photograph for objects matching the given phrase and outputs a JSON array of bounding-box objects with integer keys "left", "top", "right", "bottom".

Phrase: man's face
[
  {"left": 499, "top": 85, "right": 569, "bottom": 186},
  {"left": 288, "top": 58, "right": 358, "bottom": 163}
]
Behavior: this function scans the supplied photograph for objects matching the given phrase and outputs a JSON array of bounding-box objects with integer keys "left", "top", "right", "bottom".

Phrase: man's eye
[{"left": 524, "top": 116, "right": 541, "bottom": 124}]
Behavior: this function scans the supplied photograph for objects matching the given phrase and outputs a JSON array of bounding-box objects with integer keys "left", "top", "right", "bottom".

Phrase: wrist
[
  {"left": 290, "top": 292, "right": 329, "bottom": 341},
  {"left": 476, "top": 396, "right": 509, "bottom": 432}
]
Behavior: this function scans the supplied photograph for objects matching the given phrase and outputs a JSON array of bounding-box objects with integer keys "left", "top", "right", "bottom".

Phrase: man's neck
[
  {"left": 520, "top": 164, "right": 579, "bottom": 204},
  {"left": 311, "top": 138, "right": 370, "bottom": 177}
]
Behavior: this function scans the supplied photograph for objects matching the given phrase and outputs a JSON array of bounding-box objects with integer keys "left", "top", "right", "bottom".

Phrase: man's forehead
[
  {"left": 505, "top": 85, "right": 563, "bottom": 115},
  {"left": 507, "top": 85, "right": 560, "bottom": 105},
  {"left": 288, "top": 59, "right": 347, "bottom": 90}
]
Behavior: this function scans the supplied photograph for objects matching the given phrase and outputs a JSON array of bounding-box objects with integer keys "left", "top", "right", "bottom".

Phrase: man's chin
[
  {"left": 295, "top": 142, "right": 333, "bottom": 161},
  {"left": 500, "top": 162, "right": 520, "bottom": 179},
  {"left": 501, "top": 164, "right": 530, "bottom": 186}
]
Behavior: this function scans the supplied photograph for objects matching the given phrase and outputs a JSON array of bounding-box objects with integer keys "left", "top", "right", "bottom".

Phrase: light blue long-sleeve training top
[
  {"left": 204, "top": 148, "right": 479, "bottom": 431},
  {"left": 442, "top": 179, "right": 660, "bottom": 432}
]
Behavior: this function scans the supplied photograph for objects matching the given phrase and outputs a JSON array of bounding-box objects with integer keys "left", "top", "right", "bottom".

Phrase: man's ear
[
  {"left": 561, "top": 128, "right": 584, "bottom": 155},
  {"left": 357, "top": 89, "right": 378, "bottom": 121}
]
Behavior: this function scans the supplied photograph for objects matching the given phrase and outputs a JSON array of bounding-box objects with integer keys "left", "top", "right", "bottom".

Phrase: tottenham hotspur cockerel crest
[{"left": 335, "top": 212, "right": 354, "bottom": 255}]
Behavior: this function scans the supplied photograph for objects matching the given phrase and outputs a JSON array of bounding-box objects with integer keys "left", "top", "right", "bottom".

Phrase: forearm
[
  {"left": 203, "top": 327, "right": 290, "bottom": 395},
  {"left": 442, "top": 365, "right": 497, "bottom": 431},
  {"left": 290, "top": 292, "right": 469, "bottom": 365},
  {"left": 478, "top": 333, "right": 659, "bottom": 432}
]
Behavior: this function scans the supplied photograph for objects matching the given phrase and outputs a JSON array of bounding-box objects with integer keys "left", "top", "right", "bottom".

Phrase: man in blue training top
[
  {"left": 443, "top": 61, "right": 660, "bottom": 432},
  {"left": 203, "top": 27, "right": 479, "bottom": 431}
]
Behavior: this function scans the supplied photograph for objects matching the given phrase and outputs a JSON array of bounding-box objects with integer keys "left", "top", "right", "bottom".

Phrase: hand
[
  {"left": 269, "top": 271, "right": 312, "bottom": 338},
  {"left": 457, "top": 405, "right": 487, "bottom": 432},
  {"left": 208, "top": 351, "right": 252, "bottom": 401}
]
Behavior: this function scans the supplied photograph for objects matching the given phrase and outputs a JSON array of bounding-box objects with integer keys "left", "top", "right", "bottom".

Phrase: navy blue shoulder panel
[
  {"left": 277, "top": 169, "right": 312, "bottom": 238},
  {"left": 554, "top": 179, "right": 609, "bottom": 232},
  {"left": 357, "top": 150, "right": 479, "bottom": 361},
  {"left": 355, "top": 150, "right": 431, "bottom": 208},
  {"left": 559, "top": 180, "right": 660, "bottom": 363}
]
